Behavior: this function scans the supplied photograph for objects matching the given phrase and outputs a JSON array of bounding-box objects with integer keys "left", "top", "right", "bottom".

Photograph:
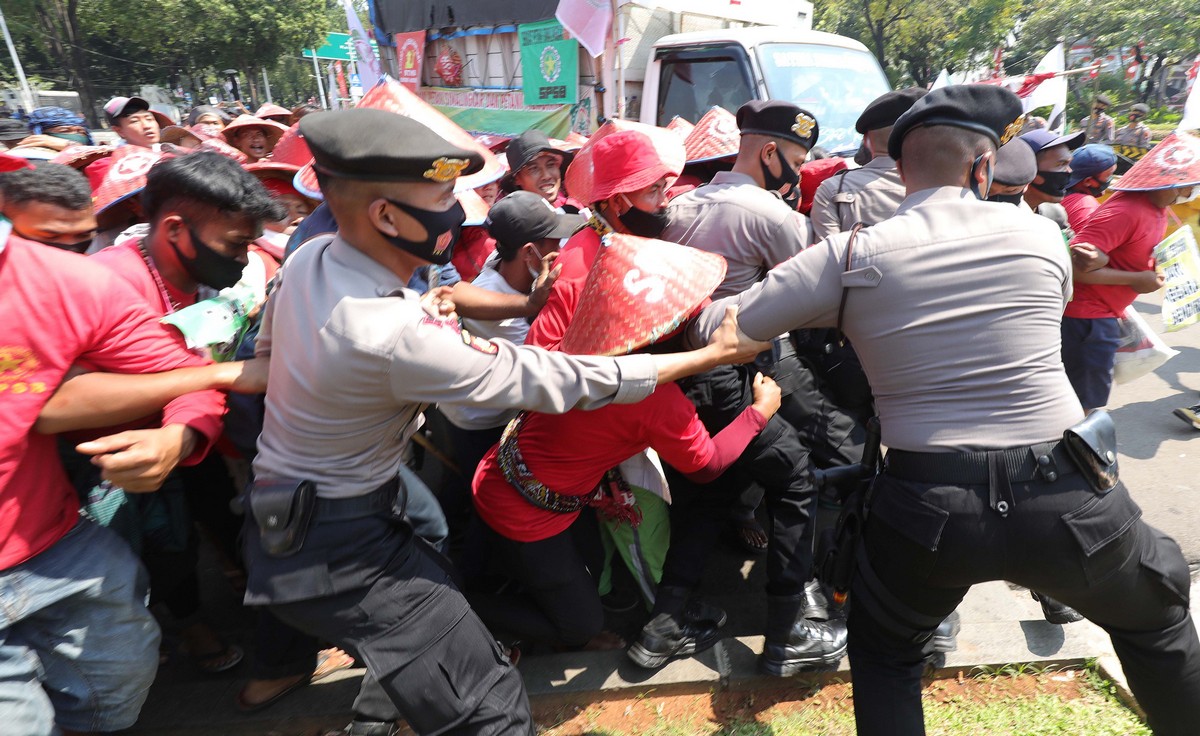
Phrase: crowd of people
[{"left": 2, "top": 76, "right": 1200, "bottom": 736}]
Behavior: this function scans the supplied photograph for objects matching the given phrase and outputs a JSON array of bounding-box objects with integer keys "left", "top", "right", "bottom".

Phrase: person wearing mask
[
  {"left": 0, "top": 163, "right": 97, "bottom": 253},
  {"left": 1112, "top": 103, "right": 1152, "bottom": 148},
  {"left": 687, "top": 84, "right": 1200, "bottom": 736},
  {"left": 14, "top": 107, "right": 93, "bottom": 153},
  {"left": 1079, "top": 94, "right": 1116, "bottom": 144},
  {"left": 1019, "top": 128, "right": 1086, "bottom": 212},
  {"left": 244, "top": 107, "right": 768, "bottom": 736},
  {"left": 1061, "top": 144, "right": 1119, "bottom": 231}
]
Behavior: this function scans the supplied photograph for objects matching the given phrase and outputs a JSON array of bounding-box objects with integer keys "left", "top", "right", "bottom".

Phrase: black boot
[
  {"left": 759, "top": 592, "right": 848, "bottom": 677},
  {"left": 1032, "top": 592, "right": 1083, "bottom": 625},
  {"left": 801, "top": 579, "right": 834, "bottom": 621},
  {"left": 929, "top": 610, "right": 961, "bottom": 652},
  {"left": 627, "top": 611, "right": 723, "bottom": 669}
]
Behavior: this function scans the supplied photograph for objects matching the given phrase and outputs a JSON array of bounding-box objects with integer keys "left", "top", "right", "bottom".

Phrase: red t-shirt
[
  {"left": 473, "top": 383, "right": 733, "bottom": 542},
  {"left": 450, "top": 226, "right": 496, "bottom": 283},
  {"left": 525, "top": 227, "right": 602, "bottom": 351},
  {"left": 1067, "top": 191, "right": 1167, "bottom": 319},
  {"left": 90, "top": 239, "right": 196, "bottom": 314},
  {"left": 0, "top": 236, "right": 224, "bottom": 570},
  {"left": 1061, "top": 192, "right": 1102, "bottom": 233}
]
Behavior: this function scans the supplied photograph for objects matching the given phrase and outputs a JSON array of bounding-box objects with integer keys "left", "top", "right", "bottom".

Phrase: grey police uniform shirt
[
  {"left": 663, "top": 171, "right": 813, "bottom": 298},
  {"left": 253, "top": 234, "right": 658, "bottom": 499},
  {"left": 688, "top": 186, "right": 1085, "bottom": 452},
  {"left": 809, "top": 156, "right": 906, "bottom": 240}
]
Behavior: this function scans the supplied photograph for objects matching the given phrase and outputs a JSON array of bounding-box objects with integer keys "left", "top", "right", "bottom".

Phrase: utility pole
[
  {"left": 261, "top": 68, "right": 273, "bottom": 104},
  {"left": 311, "top": 53, "right": 329, "bottom": 109},
  {"left": 0, "top": 3, "right": 35, "bottom": 113}
]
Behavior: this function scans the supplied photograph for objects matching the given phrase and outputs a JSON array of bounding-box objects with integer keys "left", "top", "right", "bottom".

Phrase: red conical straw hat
[
  {"left": 564, "top": 119, "right": 685, "bottom": 205},
  {"left": 199, "top": 136, "right": 249, "bottom": 163},
  {"left": 667, "top": 116, "right": 695, "bottom": 139},
  {"left": 93, "top": 147, "right": 161, "bottom": 214},
  {"left": 1114, "top": 131, "right": 1200, "bottom": 191},
  {"left": 220, "top": 115, "right": 289, "bottom": 148},
  {"left": 684, "top": 106, "right": 740, "bottom": 163},
  {"left": 560, "top": 233, "right": 727, "bottom": 356},
  {"left": 357, "top": 77, "right": 504, "bottom": 193},
  {"left": 256, "top": 103, "right": 292, "bottom": 120},
  {"left": 51, "top": 144, "right": 112, "bottom": 170}
]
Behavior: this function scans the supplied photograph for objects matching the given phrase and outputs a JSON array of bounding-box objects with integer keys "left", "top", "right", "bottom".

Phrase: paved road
[{"left": 1110, "top": 293, "right": 1200, "bottom": 564}]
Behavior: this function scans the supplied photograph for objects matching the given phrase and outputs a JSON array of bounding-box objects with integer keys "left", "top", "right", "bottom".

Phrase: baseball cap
[
  {"left": 1066, "top": 144, "right": 1118, "bottom": 188},
  {"left": 1019, "top": 128, "right": 1085, "bottom": 155},
  {"left": 104, "top": 96, "right": 173, "bottom": 127},
  {"left": 505, "top": 129, "right": 560, "bottom": 173},
  {"left": 485, "top": 191, "right": 585, "bottom": 255}
]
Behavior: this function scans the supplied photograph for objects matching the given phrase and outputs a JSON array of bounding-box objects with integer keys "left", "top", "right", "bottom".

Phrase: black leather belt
[
  {"left": 885, "top": 441, "right": 1077, "bottom": 485},
  {"left": 316, "top": 478, "right": 401, "bottom": 522}
]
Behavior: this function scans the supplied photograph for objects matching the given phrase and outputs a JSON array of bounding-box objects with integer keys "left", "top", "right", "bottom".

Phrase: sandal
[
  {"left": 188, "top": 643, "right": 245, "bottom": 674},
  {"left": 235, "top": 648, "right": 355, "bottom": 713},
  {"left": 731, "top": 518, "right": 768, "bottom": 555}
]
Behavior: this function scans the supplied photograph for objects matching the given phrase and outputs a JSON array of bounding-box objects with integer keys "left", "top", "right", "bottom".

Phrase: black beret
[
  {"left": 736, "top": 99, "right": 819, "bottom": 149},
  {"left": 992, "top": 139, "right": 1037, "bottom": 186},
  {"left": 855, "top": 87, "right": 927, "bottom": 134},
  {"left": 300, "top": 108, "right": 483, "bottom": 183},
  {"left": 888, "top": 84, "right": 1024, "bottom": 160}
]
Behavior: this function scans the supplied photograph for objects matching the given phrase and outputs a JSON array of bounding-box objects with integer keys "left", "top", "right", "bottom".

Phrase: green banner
[{"left": 518, "top": 20, "right": 578, "bottom": 107}]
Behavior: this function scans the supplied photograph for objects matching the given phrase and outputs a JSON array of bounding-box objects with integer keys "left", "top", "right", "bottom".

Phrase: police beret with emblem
[
  {"left": 736, "top": 100, "right": 819, "bottom": 149},
  {"left": 855, "top": 87, "right": 927, "bottom": 134},
  {"left": 887, "top": 84, "right": 1025, "bottom": 160},
  {"left": 300, "top": 109, "right": 483, "bottom": 183},
  {"left": 992, "top": 139, "right": 1038, "bottom": 186}
]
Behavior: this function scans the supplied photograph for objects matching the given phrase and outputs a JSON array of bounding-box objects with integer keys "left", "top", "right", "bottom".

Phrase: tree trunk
[
  {"left": 861, "top": 0, "right": 887, "bottom": 66},
  {"left": 245, "top": 68, "right": 260, "bottom": 110},
  {"left": 36, "top": 0, "right": 100, "bottom": 126}
]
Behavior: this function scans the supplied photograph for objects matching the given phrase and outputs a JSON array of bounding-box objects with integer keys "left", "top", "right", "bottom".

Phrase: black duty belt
[
  {"left": 885, "top": 441, "right": 1077, "bottom": 485},
  {"left": 316, "top": 477, "right": 401, "bottom": 522}
]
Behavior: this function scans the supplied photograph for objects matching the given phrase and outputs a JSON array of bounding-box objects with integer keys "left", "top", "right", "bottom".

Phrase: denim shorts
[
  {"left": 0, "top": 519, "right": 160, "bottom": 735},
  {"left": 1061, "top": 316, "right": 1121, "bottom": 410}
]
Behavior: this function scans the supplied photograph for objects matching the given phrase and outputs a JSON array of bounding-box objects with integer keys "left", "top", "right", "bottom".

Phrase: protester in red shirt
[
  {"left": 472, "top": 236, "right": 777, "bottom": 651},
  {"left": 0, "top": 219, "right": 226, "bottom": 733},
  {"left": 527, "top": 129, "right": 683, "bottom": 351},
  {"left": 1061, "top": 144, "right": 1118, "bottom": 232}
]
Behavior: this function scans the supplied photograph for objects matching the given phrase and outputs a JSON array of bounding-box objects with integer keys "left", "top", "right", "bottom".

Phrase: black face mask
[
  {"left": 12, "top": 228, "right": 92, "bottom": 253},
  {"left": 761, "top": 152, "right": 801, "bottom": 210},
  {"left": 1032, "top": 170, "right": 1070, "bottom": 198},
  {"left": 383, "top": 198, "right": 464, "bottom": 265},
  {"left": 988, "top": 192, "right": 1024, "bottom": 206},
  {"left": 618, "top": 204, "right": 671, "bottom": 238},
  {"left": 171, "top": 226, "right": 246, "bottom": 289},
  {"left": 1086, "top": 178, "right": 1111, "bottom": 198}
]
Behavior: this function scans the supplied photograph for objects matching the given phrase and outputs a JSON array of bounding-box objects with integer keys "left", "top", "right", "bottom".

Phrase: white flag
[
  {"left": 931, "top": 69, "right": 950, "bottom": 90},
  {"left": 1180, "top": 55, "right": 1200, "bottom": 132},
  {"left": 341, "top": 0, "right": 382, "bottom": 91},
  {"left": 1026, "top": 44, "right": 1067, "bottom": 132}
]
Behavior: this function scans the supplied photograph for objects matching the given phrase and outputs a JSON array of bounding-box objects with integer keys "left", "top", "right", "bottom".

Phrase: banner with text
[
  {"left": 394, "top": 31, "right": 425, "bottom": 90},
  {"left": 519, "top": 20, "right": 578, "bottom": 107},
  {"left": 1154, "top": 226, "right": 1200, "bottom": 331}
]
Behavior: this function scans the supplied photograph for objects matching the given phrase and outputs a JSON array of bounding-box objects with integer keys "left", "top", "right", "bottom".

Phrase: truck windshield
[{"left": 757, "top": 43, "right": 891, "bottom": 154}]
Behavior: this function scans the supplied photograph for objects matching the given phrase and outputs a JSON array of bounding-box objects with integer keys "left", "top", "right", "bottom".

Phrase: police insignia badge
[
  {"left": 1000, "top": 116, "right": 1025, "bottom": 145},
  {"left": 792, "top": 113, "right": 816, "bottom": 139},
  {"left": 424, "top": 157, "right": 470, "bottom": 182}
]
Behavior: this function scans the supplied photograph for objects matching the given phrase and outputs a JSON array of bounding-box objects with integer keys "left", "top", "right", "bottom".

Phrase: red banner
[
  {"left": 334, "top": 60, "right": 350, "bottom": 102},
  {"left": 395, "top": 31, "right": 426, "bottom": 91}
]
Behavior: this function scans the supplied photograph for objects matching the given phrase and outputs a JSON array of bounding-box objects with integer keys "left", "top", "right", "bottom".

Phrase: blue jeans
[
  {"left": 0, "top": 520, "right": 160, "bottom": 735},
  {"left": 1061, "top": 316, "right": 1121, "bottom": 411}
]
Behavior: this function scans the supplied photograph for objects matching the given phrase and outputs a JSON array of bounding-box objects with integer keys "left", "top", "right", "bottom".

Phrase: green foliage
[{"left": 814, "top": 0, "right": 1016, "bottom": 87}]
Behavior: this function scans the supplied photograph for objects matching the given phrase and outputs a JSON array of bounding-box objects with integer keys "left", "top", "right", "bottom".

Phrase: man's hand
[
  {"left": 421, "top": 286, "right": 458, "bottom": 320},
  {"left": 527, "top": 251, "right": 562, "bottom": 313},
  {"left": 750, "top": 372, "right": 782, "bottom": 420},
  {"left": 75, "top": 425, "right": 199, "bottom": 492},
  {"left": 706, "top": 306, "right": 772, "bottom": 365},
  {"left": 1070, "top": 243, "right": 1108, "bottom": 272},
  {"left": 16, "top": 134, "right": 70, "bottom": 151},
  {"left": 1131, "top": 269, "right": 1165, "bottom": 294}
]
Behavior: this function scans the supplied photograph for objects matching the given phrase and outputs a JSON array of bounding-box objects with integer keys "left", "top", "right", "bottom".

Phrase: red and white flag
[{"left": 556, "top": 0, "right": 612, "bottom": 58}]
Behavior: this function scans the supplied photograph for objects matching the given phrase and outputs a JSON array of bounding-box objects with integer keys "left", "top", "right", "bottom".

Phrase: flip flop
[
  {"left": 235, "top": 648, "right": 355, "bottom": 713},
  {"left": 732, "top": 518, "right": 768, "bottom": 555}
]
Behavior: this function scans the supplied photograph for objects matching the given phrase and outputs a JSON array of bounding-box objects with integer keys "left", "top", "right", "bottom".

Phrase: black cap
[
  {"left": 1019, "top": 128, "right": 1085, "bottom": 154},
  {"left": 888, "top": 84, "right": 1024, "bottom": 160},
  {"left": 855, "top": 87, "right": 927, "bottom": 134},
  {"left": 486, "top": 191, "right": 585, "bottom": 255},
  {"left": 0, "top": 117, "right": 28, "bottom": 141},
  {"left": 736, "top": 100, "right": 819, "bottom": 149},
  {"left": 992, "top": 139, "right": 1037, "bottom": 186},
  {"left": 505, "top": 129, "right": 560, "bottom": 173},
  {"left": 300, "top": 109, "right": 483, "bottom": 183}
]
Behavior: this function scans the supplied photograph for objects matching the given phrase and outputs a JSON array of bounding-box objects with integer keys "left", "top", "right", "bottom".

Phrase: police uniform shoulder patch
[
  {"left": 424, "top": 157, "right": 470, "bottom": 182},
  {"left": 461, "top": 326, "right": 500, "bottom": 355},
  {"left": 1000, "top": 116, "right": 1025, "bottom": 145},
  {"left": 792, "top": 113, "right": 816, "bottom": 139}
]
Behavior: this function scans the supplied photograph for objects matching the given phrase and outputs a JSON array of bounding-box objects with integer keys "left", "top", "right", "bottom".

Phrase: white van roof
[{"left": 652, "top": 27, "right": 873, "bottom": 55}]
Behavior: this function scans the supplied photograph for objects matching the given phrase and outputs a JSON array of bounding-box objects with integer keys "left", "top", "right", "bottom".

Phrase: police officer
[
  {"left": 634, "top": 101, "right": 850, "bottom": 678},
  {"left": 810, "top": 87, "right": 925, "bottom": 240},
  {"left": 688, "top": 85, "right": 1200, "bottom": 735},
  {"left": 246, "top": 108, "right": 768, "bottom": 736}
]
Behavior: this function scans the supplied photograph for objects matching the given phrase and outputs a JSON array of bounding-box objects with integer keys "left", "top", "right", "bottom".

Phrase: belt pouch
[
  {"left": 1062, "top": 410, "right": 1119, "bottom": 494},
  {"left": 250, "top": 479, "right": 316, "bottom": 557}
]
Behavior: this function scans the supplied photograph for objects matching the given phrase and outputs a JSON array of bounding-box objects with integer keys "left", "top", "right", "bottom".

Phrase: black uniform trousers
[
  {"left": 658, "top": 361, "right": 818, "bottom": 602},
  {"left": 848, "top": 449, "right": 1200, "bottom": 736},
  {"left": 244, "top": 489, "right": 533, "bottom": 736}
]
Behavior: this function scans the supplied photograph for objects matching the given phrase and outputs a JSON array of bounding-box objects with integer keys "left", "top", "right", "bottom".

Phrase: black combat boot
[
  {"left": 930, "top": 610, "right": 961, "bottom": 652},
  {"left": 759, "top": 591, "right": 848, "bottom": 677},
  {"left": 628, "top": 586, "right": 726, "bottom": 670},
  {"left": 1032, "top": 591, "right": 1084, "bottom": 625}
]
